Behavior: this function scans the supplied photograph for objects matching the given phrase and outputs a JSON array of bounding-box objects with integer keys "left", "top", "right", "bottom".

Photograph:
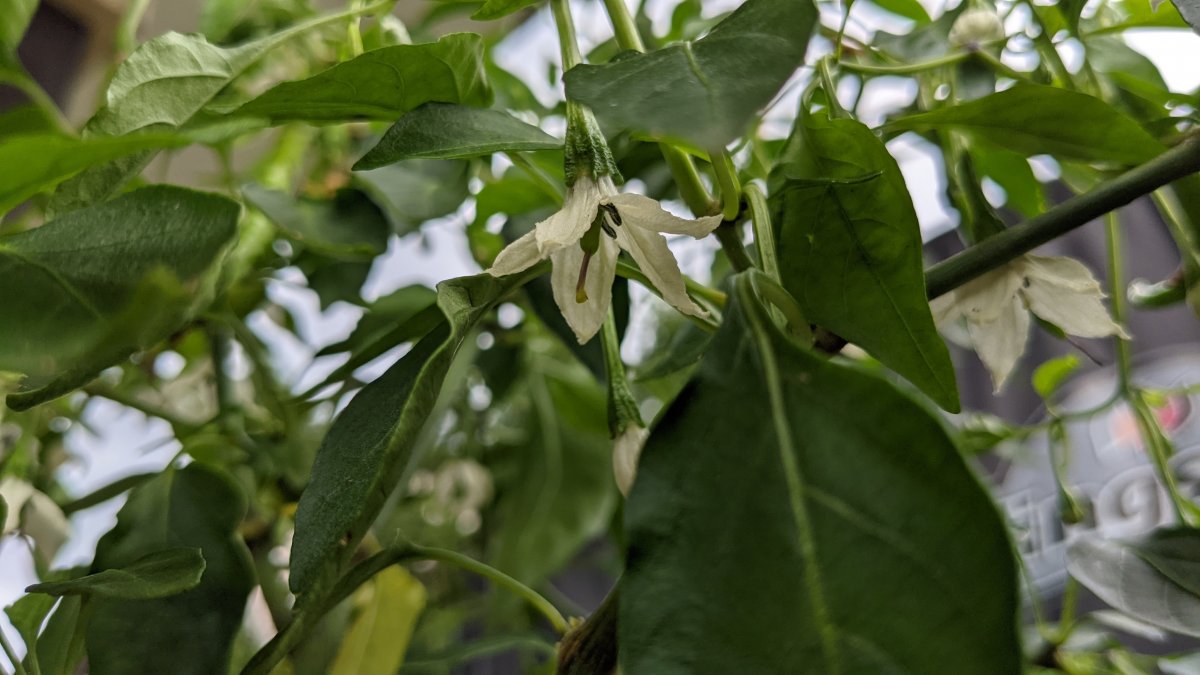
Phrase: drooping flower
[
  {"left": 949, "top": 7, "right": 1005, "bottom": 49},
  {"left": 486, "top": 174, "right": 721, "bottom": 343},
  {"left": 930, "top": 254, "right": 1130, "bottom": 391}
]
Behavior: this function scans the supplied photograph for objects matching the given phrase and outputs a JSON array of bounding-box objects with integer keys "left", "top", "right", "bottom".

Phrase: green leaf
[
  {"left": 771, "top": 111, "right": 959, "bottom": 411},
  {"left": 1069, "top": 529, "right": 1200, "bottom": 638},
  {"left": 967, "top": 145, "right": 1045, "bottom": 218},
  {"left": 354, "top": 103, "right": 559, "bottom": 169},
  {"left": 242, "top": 185, "right": 390, "bottom": 259},
  {"left": 888, "top": 84, "right": 1165, "bottom": 165},
  {"left": 1172, "top": 0, "right": 1200, "bottom": 31},
  {"left": 1032, "top": 354, "right": 1081, "bottom": 400},
  {"left": 4, "top": 590, "right": 54, "bottom": 668},
  {"left": 0, "top": 132, "right": 184, "bottom": 214},
  {"left": 234, "top": 34, "right": 491, "bottom": 122},
  {"left": 486, "top": 363, "right": 617, "bottom": 585},
  {"left": 620, "top": 272, "right": 1018, "bottom": 674},
  {"left": 1, "top": 186, "right": 240, "bottom": 410},
  {"left": 26, "top": 548, "right": 205, "bottom": 599},
  {"left": 0, "top": 0, "right": 36, "bottom": 58},
  {"left": 470, "top": 0, "right": 541, "bottom": 21},
  {"left": 290, "top": 270, "right": 539, "bottom": 594},
  {"left": 329, "top": 566, "right": 427, "bottom": 675},
  {"left": 352, "top": 160, "right": 471, "bottom": 235},
  {"left": 48, "top": 3, "right": 381, "bottom": 215},
  {"left": 869, "top": 0, "right": 931, "bottom": 23},
  {"left": 563, "top": 0, "right": 816, "bottom": 148},
  {"left": 86, "top": 465, "right": 255, "bottom": 675}
]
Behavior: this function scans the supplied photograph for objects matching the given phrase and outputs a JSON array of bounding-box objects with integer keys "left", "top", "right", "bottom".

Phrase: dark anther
[{"left": 599, "top": 202, "right": 622, "bottom": 226}]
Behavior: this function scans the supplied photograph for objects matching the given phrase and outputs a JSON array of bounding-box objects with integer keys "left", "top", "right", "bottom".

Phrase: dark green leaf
[
  {"left": 290, "top": 271, "right": 539, "bottom": 594},
  {"left": 48, "top": 4, "right": 378, "bottom": 215},
  {"left": 27, "top": 548, "right": 205, "bottom": 599},
  {"left": 33, "top": 595, "right": 84, "bottom": 675},
  {"left": 354, "top": 103, "right": 559, "bottom": 169},
  {"left": 1069, "top": 530, "right": 1200, "bottom": 638},
  {"left": 633, "top": 319, "right": 712, "bottom": 382},
  {"left": 1, "top": 186, "right": 240, "bottom": 410},
  {"left": 234, "top": 35, "right": 491, "bottom": 122},
  {"left": 470, "top": 0, "right": 540, "bottom": 21},
  {"left": 771, "top": 111, "right": 959, "bottom": 411},
  {"left": 353, "top": 160, "right": 471, "bottom": 234},
  {"left": 888, "top": 84, "right": 1165, "bottom": 165},
  {"left": 4, "top": 590, "right": 54, "bottom": 667},
  {"left": 564, "top": 0, "right": 816, "bottom": 148},
  {"left": 243, "top": 185, "right": 390, "bottom": 259},
  {"left": 1086, "top": 0, "right": 1190, "bottom": 32},
  {"left": 0, "top": 132, "right": 184, "bottom": 214},
  {"left": 1131, "top": 527, "right": 1200, "bottom": 597},
  {"left": 86, "top": 465, "right": 255, "bottom": 675},
  {"left": 621, "top": 272, "right": 1018, "bottom": 674}
]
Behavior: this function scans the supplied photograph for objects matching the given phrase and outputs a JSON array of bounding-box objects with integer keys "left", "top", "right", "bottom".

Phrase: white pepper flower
[
  {"left": 487, "top": 175, "right": 721, "bottom": 343},
  {"left": 949, "top": 7, "right": 1006, "bottom": 49},
  {"left": 612, "top": 423, "right": 648, "bottom": 497},
  {"left": 931, "top": 254, "right": 1130, "bottom": 391}
]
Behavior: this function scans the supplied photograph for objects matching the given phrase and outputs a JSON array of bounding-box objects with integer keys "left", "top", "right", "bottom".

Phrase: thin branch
[{"left": 926, "top": 135, "right": 1200, "bottom": 299}]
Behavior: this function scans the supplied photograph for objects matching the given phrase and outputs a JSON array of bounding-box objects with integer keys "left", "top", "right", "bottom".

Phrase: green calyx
[{"left": 565, "top": 101, "right": 621, "bottom": 187}]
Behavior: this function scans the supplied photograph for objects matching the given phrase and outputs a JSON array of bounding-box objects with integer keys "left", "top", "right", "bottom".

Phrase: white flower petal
[
  {"left": 613, "top": 424, "right": 649, "bottom": 497},
  {"left": 615, "top": 224, "right": 707, "bottom": 318},
  {"left": 486, "top": 229, "right": 542, "bottom": 277},
  {"left": 603, "top": 193, "right": 722, "bottom": 237},
  {"left": 1021, "top": 255, "right": 1104, "bottom": 293},
  {"left": 535, "top": 176, "right": 600, "bottom": 254},
  {"left": 550, "top": 235, "right": 618, "bottom": 344},
  {"left": 929, "top": 291, "right": 960, "bottom": 327},
  {"left": 954, "top": 265, "right": 1023, "bottom": 324},
  {"left": 967, "top": 295, "right": 1030, "bottom": 392},
  {"left": 1022, "top": 280, "right": 1131, "bottom": 339}
]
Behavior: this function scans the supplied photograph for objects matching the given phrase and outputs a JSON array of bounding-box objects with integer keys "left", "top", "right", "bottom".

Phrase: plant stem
[
  {"left": 550, "top": 0, "right": 584, "bottom": 71},
  {"left": 0, "top": 626, "right": 26, "bottom": 675},
  {"left": 926, "top": 135, "right": 1200, "bottom": 299},
  {"left": 601, "top": 0, "right": 644, "bottom": 50},
  {"left": 712, "top": 150, "right": 743, "bottom": 221},
  {"left": 745, "top": 183, "right": 780, "bottom": 283},
  {"left": 59, "top": 472, "right": 157, "bottom": 515},
  {"left": 10, "top": 71, "right": 73, "bottom": 136},
  {"left": 240, "top": 545, "right": 567, "bottom": 675},
  {"left": 508, "top": 151, "right": 565, "bottom": 204},
  {"left": 840, "top": 51, "right": 970, "bottom": 75},
  {"left": 83, "top": 385, "right": 200, "bottom": 435},
  {"left": 817, "top": 57, "right": 848, "bottom": 118}
]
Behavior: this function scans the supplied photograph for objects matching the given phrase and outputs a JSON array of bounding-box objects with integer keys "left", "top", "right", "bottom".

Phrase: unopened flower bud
[{"left": 950, "top": 8, "right": 1005, "bottom": 49}]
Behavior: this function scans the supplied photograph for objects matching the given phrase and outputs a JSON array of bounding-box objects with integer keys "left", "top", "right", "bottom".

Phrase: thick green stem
[
  {"left": 601, "top": 0, "right": 644, "bottom": 51},
  {"left": 715, "top": 223, "right": 755, "bottom": 273},
  {"left": 660, "top": 146, "right": 720, "bottom": 217},
  {"left": 601, "top": 309, "right": 642, "bottom": 435},
  {"left": 926, "top": 135, "right": 1200, "bottom": 299},
  {"left": 550, "top": 0, "right": 584, "bottom": 71}
]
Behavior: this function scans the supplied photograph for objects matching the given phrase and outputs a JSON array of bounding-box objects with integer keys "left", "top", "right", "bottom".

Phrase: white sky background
[{"left": 3, "top": 0, "right": 1200, "bottom": 662}]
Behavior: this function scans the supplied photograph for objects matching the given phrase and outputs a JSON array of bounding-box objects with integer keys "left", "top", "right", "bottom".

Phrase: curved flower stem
[
  {"left": 712, "top": 150, "right": 743, "bottom": 221},
  {"left": 241, "top": 545, "right": 567, "bottom": 675},
  {"left": 745, "top": 183, "right": 779, "bottom": 283},
  {"left": 926, "top": 134, "right": 1200, "bottom": 299}
]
